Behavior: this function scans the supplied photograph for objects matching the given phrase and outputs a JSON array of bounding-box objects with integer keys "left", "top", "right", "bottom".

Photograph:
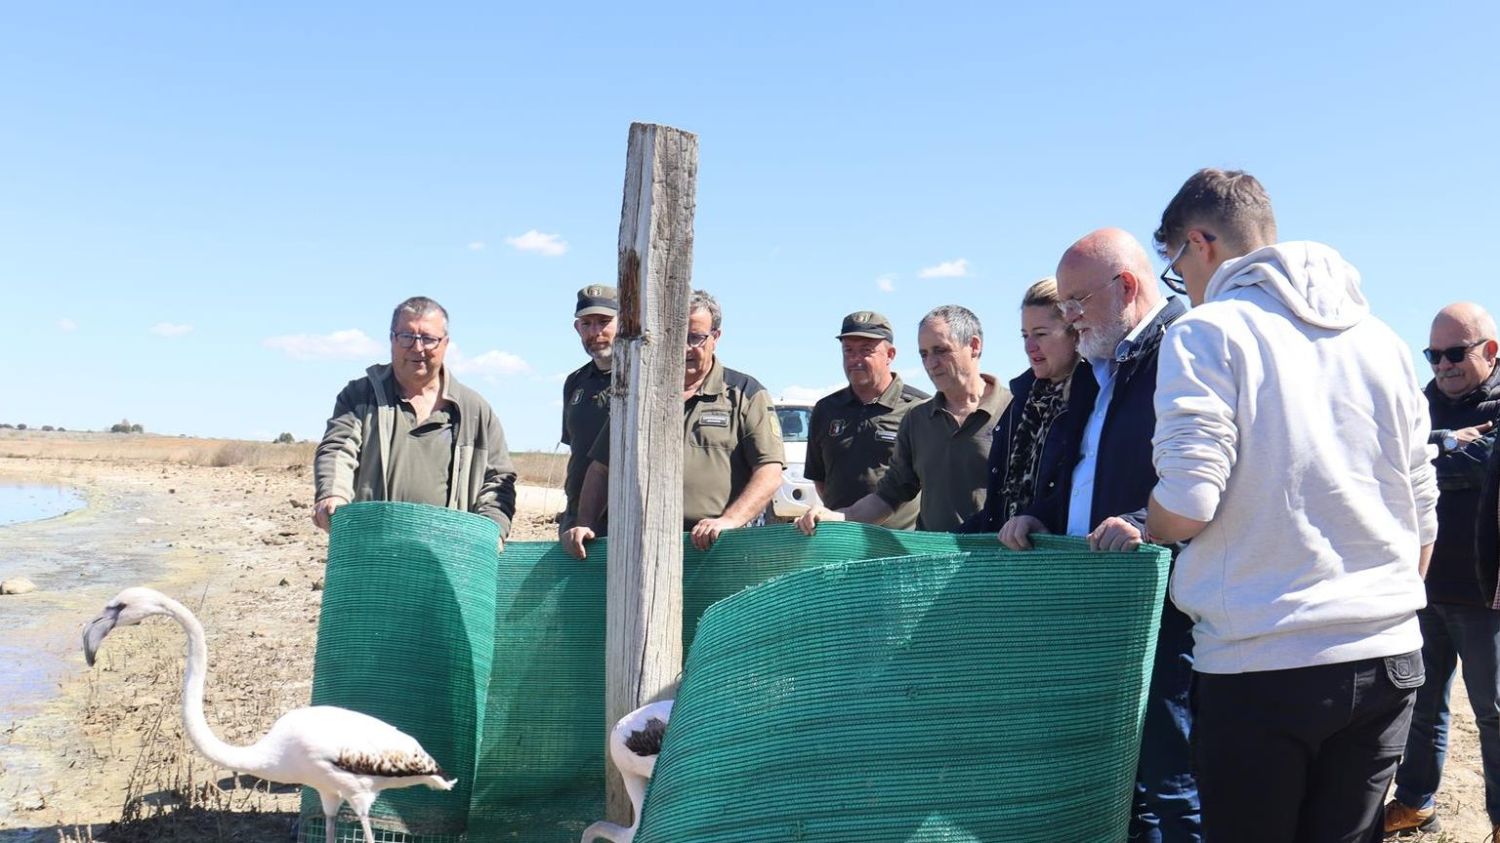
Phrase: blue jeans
[
  {"left": 1394, "top": 602, "right": 1500, "bottom": 824},
  {"left": 1130, "top": 602, "right": 1203, "bottom": 842}
]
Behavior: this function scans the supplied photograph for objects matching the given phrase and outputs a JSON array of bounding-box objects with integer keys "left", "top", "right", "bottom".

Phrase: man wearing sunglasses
[
  {"left": 1144, "top": 169, "right": 1437, "bottom": 843},
  {"left": 1384, "top": 303, "right": 1500, "bottom": 838},
  {"left": 563, "top": 289, "right": 785, "bottom": 556},
  {"left": 313, "top": 295, "right": 518, "bottom": 545}
]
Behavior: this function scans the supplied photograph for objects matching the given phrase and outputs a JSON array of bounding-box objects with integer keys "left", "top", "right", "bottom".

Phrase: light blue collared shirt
[{"left": 1066, "top": 298, "right": 1169, "bottom": 536}]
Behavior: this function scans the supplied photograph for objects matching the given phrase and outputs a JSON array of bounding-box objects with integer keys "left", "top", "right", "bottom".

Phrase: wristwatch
[{"left": 1443, "top": 433, "right": 1459, "bottom": 453}]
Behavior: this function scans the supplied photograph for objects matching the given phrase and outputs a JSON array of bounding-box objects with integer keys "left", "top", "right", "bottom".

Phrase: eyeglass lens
[{"left": 395, "top": 332, "right": 445, "bottom": 349}]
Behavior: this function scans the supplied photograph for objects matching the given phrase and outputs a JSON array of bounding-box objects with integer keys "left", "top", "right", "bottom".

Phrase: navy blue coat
[
  {"left": 957, "top": 365, "right": 1097, "bottom": 534},
  {"left": 1025, "top": 298, "right": 1187, "bottom": 534}
]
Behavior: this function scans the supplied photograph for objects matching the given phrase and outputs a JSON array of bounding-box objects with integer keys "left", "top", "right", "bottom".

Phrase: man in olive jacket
[{"left": 313, "top": 296, "right": 518, "bottom": 542}]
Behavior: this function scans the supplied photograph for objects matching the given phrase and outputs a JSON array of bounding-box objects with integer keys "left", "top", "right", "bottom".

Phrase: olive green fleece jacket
[{"left": 313, "top": 364, "right": 517, "bottom": 537}]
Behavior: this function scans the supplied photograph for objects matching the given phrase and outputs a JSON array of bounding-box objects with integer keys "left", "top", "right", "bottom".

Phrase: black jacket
[
  {"left": 1482, "top": 444, "right": 1500, "bottom": 606},
  {"left": 957, "top": 365, "right": 1097, "bottom": 534},
  {"left": 1431, "top": 364, "right": 1500, "bottom": 604},
  {"left": 1027, "top": 298, "right": 1187, "bottom": 534}
]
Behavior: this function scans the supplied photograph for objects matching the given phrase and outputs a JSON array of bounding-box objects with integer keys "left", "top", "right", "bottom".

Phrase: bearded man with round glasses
[
  {"left": 1382, "top": 303, "right": 1500, "bottom": 838},
  {"left": 313, "top": 295, "right": 518, "bottom": 544}
]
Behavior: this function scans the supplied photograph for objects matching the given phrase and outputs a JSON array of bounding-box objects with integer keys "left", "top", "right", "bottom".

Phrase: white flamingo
[
  {"left": 83, "top": 586, "right": 456, "bottom": 843},
  {"left": 581, "top": 699, "right": 674, "bottom": 843}
]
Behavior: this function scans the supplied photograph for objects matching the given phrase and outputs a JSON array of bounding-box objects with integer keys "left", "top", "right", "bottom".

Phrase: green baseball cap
[
  {"left": 575, "top": 285, "right": 619, "bottom": 317},
  {"left": 836, "top": 310, "right": 894, "bottom": 342}
]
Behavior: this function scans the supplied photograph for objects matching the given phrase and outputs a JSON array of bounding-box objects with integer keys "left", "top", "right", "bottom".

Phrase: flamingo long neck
[{"left": 162, "top": 596, "right": 267, "bottom": 773}]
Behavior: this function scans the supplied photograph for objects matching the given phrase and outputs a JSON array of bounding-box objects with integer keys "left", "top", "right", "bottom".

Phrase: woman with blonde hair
[{"left": 959, "top": 277, "right": 1094, "bottom": 532}]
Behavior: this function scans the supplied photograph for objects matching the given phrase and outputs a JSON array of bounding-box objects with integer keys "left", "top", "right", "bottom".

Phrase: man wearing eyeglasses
[
  {"left": 1143, "top": 169, "right": 1437, "bottom": 843},
  {"left": 1383, "top": 303, "right": 1500, "bottom": 838},
  {"left": 997, "top": 227, "right": 1197, "bottom": 843},
  {"left": 313, "top": 295, "right": 518, "bottom": 544},
  {"left": 562, "top": 289, "right": 785, "bottom": 556}
]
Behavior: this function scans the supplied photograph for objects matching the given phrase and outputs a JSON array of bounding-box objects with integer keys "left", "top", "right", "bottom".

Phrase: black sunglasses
[{"left": 1422, "top": 340, "right": 1488, "bottom": 365}]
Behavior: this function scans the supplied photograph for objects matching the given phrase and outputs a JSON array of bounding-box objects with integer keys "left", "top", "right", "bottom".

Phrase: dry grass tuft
[
  {"left": 0, "top": 431, "right": 313, "bottom": 469},
  {"left": 512, "top": 450, "right": 567, "bottom": 489}
]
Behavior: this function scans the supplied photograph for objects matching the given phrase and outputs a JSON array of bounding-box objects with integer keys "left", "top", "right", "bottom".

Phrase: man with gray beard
[{"left": 999, "top": 228, "right": 1198, "bottom": 842}]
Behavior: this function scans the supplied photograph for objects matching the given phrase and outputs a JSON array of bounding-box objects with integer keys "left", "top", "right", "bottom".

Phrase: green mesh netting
[
  {"left": 634, "top": 544, "right": 1169, "bottom": 842},
  {"left": 301, "top": 508, "right": 1168, "bottom": 841},
  {"left": 468, "top": 523, "right": 1168, "bottom": 842},
  {"left": 299, "top": 501, "right": 499, "bottom": 841}
]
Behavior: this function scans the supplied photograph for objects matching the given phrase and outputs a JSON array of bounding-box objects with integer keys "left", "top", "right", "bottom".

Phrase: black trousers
[{"left": 1191, "top": 651, "right": 1422, "bottom": 843}]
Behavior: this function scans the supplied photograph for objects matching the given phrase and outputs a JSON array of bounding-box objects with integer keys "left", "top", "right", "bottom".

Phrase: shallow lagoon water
[
  {"left": 0, "top": 480, "right": 169, "bottom": 828},
  {"left": 0, "top": 483, "right": 85, "bottom": 527}
]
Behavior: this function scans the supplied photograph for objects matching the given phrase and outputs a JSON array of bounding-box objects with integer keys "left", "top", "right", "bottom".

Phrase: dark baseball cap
[
  {"left": 836, "top": 310, "right": 894, "bottom": 342},
  {"left": 575, "top": 285, "right": 618, "bottom": 317}
]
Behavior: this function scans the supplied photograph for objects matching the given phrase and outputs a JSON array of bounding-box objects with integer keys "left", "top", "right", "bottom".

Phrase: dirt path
[{"left": 0, "top": 455, "right": 1491, "bottom": 841}]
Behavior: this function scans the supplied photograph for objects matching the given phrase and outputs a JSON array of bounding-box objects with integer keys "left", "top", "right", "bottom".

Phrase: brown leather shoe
[
  {"left": 1382, "top": 800, "right": 1439, "bottom": 835},
  {"left": 1490, "top": 823, "right": 1500, "bottom": 843}
]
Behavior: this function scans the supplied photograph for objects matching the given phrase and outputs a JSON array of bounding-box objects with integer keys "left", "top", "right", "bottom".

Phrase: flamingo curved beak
[{"left": 83, "top": 605, "right": 121, "bottom": 667}]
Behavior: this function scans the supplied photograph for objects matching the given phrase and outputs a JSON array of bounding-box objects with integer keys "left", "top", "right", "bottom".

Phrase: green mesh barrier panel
[
  {"left": 301, "top": 509, "right": 1168, "bottom": 841},
  {"left": 633, "top": 542, "right": 1169, "bottom": 842},
  {"left": 466, "top": 523, "right": 1168, "bottom": 842},
  {"left": 298, "top": 501, "right": 499, "bottom": 840}
]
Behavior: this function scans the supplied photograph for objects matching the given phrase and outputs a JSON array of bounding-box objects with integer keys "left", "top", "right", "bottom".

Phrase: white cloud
[
  {"left": 468, "top": 240, "right": 486, "bottom": 251},
  {"left": 918, "top": 258, "right": 970, "bottom": 279},
  {"left": 262, "top": 329, "right": 383, "bottom": 360},
  {"left": 150, "top": 322, "right": 194, "bottom": 337},
  {"left": 777, "top": 382, "right": 845, "bottom": 405},
  {"left": 57, "top": 318, "right": 77, "bottom": 332},
  {"left": 876, "top": 275, "right": 896, "bottom": 293},
  {"left": 504, "top": 229, "right": 568, "bottom": 257},
  {"left": 448, "top": 346, "right": 531, "bottom": 378}
]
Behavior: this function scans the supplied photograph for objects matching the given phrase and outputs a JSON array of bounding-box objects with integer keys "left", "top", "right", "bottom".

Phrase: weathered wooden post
[{"left": 606, "top": 122, "right": 697, "bottom": 822}]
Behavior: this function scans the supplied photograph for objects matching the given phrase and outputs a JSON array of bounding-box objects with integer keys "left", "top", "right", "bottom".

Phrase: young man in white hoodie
[{"left": 1144, "top": 169, "right": 1438, "bottom": 843}]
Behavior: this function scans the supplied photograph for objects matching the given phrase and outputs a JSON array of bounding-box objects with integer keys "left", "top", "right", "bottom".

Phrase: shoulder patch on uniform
[
  {"left": 830, "top": 419, "right": 846, "bottom": 437},
  {"left": 698, "top": 412, "right": 731, "bottom": 428},
  {"left": 570, "top": 388, "right": 583, "bottom": 405}
]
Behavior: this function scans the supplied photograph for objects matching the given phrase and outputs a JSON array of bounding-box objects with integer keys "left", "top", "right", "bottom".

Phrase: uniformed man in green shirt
[
  {"left": 562, "top": 289, "right": 786, "bottom": 556},
  {"left": 797, "top": 304, "right": 1010, "bottom": 533},
  {"left": 804, "top": 311, "right": 929, "bottom": 529},
  {"left": 313, "top": 296, "right": 518, "bottom": 545},
  {"left": 559, "top": 285, "right": 617, "bottom": 537}
]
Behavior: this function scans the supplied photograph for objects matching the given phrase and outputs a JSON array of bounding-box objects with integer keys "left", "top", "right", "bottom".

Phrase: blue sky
[{"left": 5, "top": 3, "right": 1496, "bottom": 451}]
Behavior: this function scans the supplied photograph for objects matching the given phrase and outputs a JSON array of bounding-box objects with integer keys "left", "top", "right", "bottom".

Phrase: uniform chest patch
[
  {"left": 876, "top": 429, "right": 898, "bottom": 442},
  {"left": 570, "top": 388, "right": 584, "bottom": 405},
  {"left": 829, "top": 419, "right": 846, "bottom": 436},
  {"left": 698, "top": 412, "right": 731, "bottom": 428}
]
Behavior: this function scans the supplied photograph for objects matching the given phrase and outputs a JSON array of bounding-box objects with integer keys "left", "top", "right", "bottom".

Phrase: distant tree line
[{"left": 0, "top": 420, "right": 306, "bottom": 441}]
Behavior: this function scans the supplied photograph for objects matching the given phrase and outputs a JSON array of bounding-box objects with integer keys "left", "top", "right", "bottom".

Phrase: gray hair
[
  {"left": 690, "top": 289, "right": 722, "bottom": 331},
  {"left": 390, "top": 296, "right": 449, "bottom": 334},
  {"left": 919, "top": 304, "right": 983, "bottom": 350}
]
